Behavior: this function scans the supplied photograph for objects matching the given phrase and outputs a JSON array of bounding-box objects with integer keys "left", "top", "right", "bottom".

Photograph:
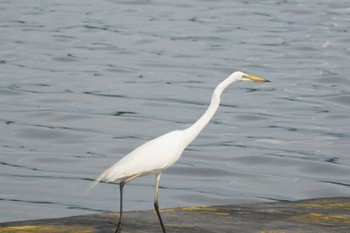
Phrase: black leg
[
  {"left": 154, "top": 173, "right": 166, "bottom": 233},
  {"left": 115, "top": 182, "right": 125, "bottom": 233}
]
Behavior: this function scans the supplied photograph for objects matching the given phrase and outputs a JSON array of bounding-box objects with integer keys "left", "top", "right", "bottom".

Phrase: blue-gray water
[{"left": 1, "top": 0, "right": 350, "bottom": 223}]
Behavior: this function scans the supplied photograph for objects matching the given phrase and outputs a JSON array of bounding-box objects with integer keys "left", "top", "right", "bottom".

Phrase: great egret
[{"left": 90, "top": 71, "right": 269, "bottom": 233}]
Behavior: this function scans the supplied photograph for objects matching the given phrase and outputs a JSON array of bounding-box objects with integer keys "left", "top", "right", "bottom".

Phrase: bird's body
[
  {"left": 91, "top": 71, "right": 269, "bottom": 233},
  {"left": 93, "top": 130, "right": 187, "bottom": 184}
]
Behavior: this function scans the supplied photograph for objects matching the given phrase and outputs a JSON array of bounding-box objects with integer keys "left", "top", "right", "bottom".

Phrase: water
[{"left": 1, "top": 0, "right": 350, "bottom": 223}]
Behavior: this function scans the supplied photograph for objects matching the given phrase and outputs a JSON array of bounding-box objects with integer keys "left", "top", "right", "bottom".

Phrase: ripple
[
  {"left": 1, "top": 0, "right": 350, "bottom": 224},
  {"left": 326, "top": 95, "right": 350, "bottom": 108}
]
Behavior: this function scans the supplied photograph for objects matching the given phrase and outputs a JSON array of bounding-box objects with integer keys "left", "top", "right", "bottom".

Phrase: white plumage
[
  {"left": 90, "top": 71, "right": 269, "bottom": 233},
  {"left": 92, "top": 130, "right": 187, "bottom": 185}
]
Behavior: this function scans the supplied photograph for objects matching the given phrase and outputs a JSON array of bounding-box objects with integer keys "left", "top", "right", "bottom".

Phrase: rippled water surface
[{"left": 1, "top": 0, "right": 350, "bottom": 223}]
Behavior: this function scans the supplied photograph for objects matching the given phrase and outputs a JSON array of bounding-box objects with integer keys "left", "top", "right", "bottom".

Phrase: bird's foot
[
  {"left": 115, "top": 224, "right": 122, "bottom": 233},
  {"left": 108, "top": 221, "right": 116, "bottom": 226},
  {"left": 108, "top": 221, "right": 122, "bottom": 233}
]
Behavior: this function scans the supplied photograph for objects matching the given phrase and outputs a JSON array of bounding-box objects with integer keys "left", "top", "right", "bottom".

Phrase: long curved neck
[{"left": 184, "top": 77, "right": 238, "bottom": 145}]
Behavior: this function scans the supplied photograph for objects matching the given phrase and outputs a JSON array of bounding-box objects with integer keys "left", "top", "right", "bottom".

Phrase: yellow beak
[{"left": 244, "top": 75, "right": 270, "bottom": 82}]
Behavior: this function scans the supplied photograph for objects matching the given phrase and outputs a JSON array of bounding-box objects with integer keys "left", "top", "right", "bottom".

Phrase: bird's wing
[{"left": 91, "top": 130, "right": 186, "bottom": 187}]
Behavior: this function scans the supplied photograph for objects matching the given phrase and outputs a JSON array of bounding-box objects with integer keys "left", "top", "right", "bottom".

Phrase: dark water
[{"left": 1, "top": 0, "right": 350, "bottom": 223}]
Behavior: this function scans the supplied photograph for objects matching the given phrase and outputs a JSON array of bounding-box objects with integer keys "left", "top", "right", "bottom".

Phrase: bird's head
[
  {"left": 237, "top": 71, "right": 270, "bottom": 82},
  {"left": 225, "top": 71, "right": 269, "bottom": 84},
  {"left": 213, "top": 71, "right": 270, "bottom": 97}
]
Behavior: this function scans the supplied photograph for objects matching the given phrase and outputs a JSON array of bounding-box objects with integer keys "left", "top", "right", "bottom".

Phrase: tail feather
[
  {"left": 87, "top": 167, "right": 114, "bottom": 193},
  {"left": 88, "top": 179, "right": 101, "bottom": 192}
]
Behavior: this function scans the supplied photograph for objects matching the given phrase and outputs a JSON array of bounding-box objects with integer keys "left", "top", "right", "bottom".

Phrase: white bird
[{"left": 90, "top": 71, "right": 269, "bottom": 233}]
